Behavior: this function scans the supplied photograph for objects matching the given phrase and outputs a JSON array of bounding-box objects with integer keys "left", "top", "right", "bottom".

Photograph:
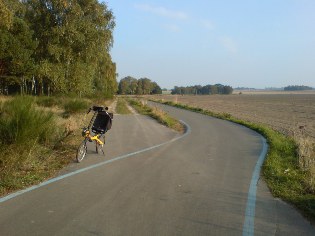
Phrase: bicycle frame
[{"left": 82, "top": 129, "right": 104, "bottom": 146}]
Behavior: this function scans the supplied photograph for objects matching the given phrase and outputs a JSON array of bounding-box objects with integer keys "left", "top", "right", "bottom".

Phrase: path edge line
[{"left": 242, "top": 136, "right": 268, "bottom": 236}]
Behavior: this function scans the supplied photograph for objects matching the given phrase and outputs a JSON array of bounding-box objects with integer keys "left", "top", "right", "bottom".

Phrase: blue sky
[{"left": 107, "top": 0, "right": 315, "bottom": 89}]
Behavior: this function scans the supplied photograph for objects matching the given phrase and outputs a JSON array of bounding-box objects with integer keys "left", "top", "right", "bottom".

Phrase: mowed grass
[{"left": 155, "top": 100, "right": 315, "bottom": 222}]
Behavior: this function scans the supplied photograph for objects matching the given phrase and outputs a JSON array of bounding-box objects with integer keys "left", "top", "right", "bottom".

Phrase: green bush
[
  {"left": 0, "top": 96, "right": 57, "bottom": 146},
  {"left": 63, "top": 99, "right": 89, "bottom": 114}
]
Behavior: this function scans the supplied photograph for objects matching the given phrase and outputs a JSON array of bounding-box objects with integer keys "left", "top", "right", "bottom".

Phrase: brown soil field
[
  {"left": 233, "top": 90, "right": 315, "bottom": 95},
  {"left": 150, "top": 92, "right": 315, "bottom": 141}
]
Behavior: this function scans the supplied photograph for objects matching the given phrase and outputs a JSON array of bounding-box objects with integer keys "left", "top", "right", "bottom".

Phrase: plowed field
[{"left": 151, "top": 91, "right": 315, "bottom": 141}]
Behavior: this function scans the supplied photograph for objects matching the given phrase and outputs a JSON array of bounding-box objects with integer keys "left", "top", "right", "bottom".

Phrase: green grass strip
[
  {"left": 116, "top": 98, "right": 131, "bottom": 114},
  {"left": 128, "top": 99, "right": 184, "bottom": 133},
  {"left": 154, "top": 99, "right": 315, "bottom": 222}
]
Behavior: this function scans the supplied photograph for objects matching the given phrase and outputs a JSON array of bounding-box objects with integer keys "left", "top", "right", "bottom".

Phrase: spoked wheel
[
  {"left": 96, "top": 134, "right": 105, "bottom": 155},
  {"left": 76, "top": 139, "right": 87, "bottom": 162},
  {"left": 96, "top": 142, "right": 105, "bottom": 155}
]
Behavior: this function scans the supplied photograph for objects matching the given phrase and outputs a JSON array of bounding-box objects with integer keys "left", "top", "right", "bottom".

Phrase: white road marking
[{"left": 242, "top": 137, "right": 268, "bottom": 236}]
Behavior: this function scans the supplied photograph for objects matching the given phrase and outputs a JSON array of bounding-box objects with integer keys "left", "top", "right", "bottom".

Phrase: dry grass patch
[
  {"left": 150, "top": 106, "right": 184, "bottom": 132},
  {"left": 0, "top": 95, "right": 11, "bottom": 103},
  {"left": 295, "top": 132, "right": 315, "bottom": 193}
]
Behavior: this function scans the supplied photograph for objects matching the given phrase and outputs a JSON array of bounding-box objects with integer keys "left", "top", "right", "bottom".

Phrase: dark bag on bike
[{"left": 92, "top": 111, "right": 113, "bottom": 134}]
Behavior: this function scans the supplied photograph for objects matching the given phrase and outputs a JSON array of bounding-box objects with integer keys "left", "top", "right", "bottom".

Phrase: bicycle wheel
[
  {"left": 95, "top": 141, "right": 105, "bottom": 155},
  {"left": 103, "top": 135, "right": 106, "bottom": 145},
  {"left": 76, "top": 139, "right": 87, "bottom": 162}
]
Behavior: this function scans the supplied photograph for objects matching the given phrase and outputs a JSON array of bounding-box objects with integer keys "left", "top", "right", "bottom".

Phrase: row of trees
[
  {"left": 171, "top": 84, "right": 233, "bottom": 95},
  {"left": 0, "top": 0, "right": 117, "bottom": 97},
  {"left": 118, "top": 76, "right": 162, "bottom": 95},
  {"left": 284, "top": 85, "right": 313, "bottom": 91}
]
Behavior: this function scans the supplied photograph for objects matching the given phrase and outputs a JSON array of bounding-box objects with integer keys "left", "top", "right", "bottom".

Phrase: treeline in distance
[
  {"left": 118, "top": 76, "right": 162, "bottom": 95},
  {"left": 0, "top": 0, "right": 117, "bottom": 97},
  {"left": 171, "top": 84, "right": 233, "bottom": 95},
  {"left": 284, "top": 85, "right": 313, "bottom": 91}
]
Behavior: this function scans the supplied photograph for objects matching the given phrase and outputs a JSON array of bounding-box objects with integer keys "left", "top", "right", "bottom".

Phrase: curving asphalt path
[{"left": 0, "top": 103, "right": 314, "bottom": 235}]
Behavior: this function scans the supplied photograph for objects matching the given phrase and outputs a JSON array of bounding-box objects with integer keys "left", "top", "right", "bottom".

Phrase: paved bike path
[{"left": 0, "top": 104, "right": 314, "bottom": 235}]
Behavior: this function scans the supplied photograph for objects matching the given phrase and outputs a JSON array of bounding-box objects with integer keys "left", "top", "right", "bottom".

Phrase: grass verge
[
  {"left": 128, "top": 99, "right": 184, "bottom": 133},
  {"left": 154, "top": 99, "right": 315, "bottom": 222},
  {"left": 116, "top": 97, "right": 131, "bottom": 114}
]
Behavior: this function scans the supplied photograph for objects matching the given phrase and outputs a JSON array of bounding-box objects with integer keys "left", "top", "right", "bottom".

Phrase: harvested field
[{"left": 150, "top": 92, "right": 315, "bottom": 141}]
